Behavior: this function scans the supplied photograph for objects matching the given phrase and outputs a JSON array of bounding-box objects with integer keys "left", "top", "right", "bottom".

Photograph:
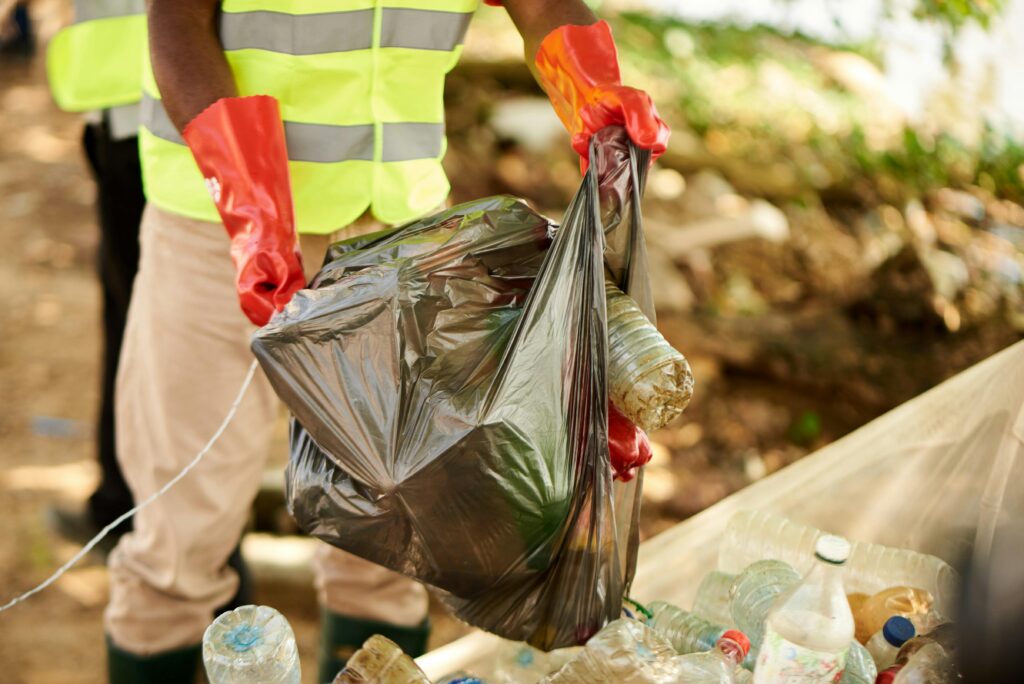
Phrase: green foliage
[
  {"left": 912, "top": 0, "right": 1005, "bottom": 30},
  {"left": 612, "top": 12, "right": 1024, "bottom": 203}
]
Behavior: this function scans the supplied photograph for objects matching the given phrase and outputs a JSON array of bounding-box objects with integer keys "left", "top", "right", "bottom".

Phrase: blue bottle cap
[{"left": 882, "top": 616, "right": 916, "bottom": 647}]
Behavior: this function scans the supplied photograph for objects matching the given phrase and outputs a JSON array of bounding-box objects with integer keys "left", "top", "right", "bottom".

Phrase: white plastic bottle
[
  {"left": 202, "top": 605, "right": 300, "bottom": 684},
  {"left": 673, "top": 630, "right": 751, "bottom": 684},
  {"left": 753, "top": 535, "right": 856, "bottom": 683},
  {"left": 866, "top": 616, "right": 916, "bottom": 670},
  {"left": 718, "top": 511, "right": 957, "bottom": 616}
]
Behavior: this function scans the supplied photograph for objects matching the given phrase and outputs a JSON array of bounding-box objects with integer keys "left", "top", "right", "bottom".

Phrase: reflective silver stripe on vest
[
  {"left": 141, "top": 94, "right": 184, "bottom": 144},
  {"left": 142, "top": 95, "right": 438, "bottom": 163},
  {"left": 382, "top": 122, "right": 443, "bottom": 161},
  {"left": 106, "top": 102, "right": 141, "bottom": 141},
  {"left": 286, "top": 121, "right": 374, "bottom": 163},
  {"left": 219, "top": 10, "right": 374, "bottom": 55},
  {"left": 218, "top": 7, "right": 471, "bottom": 55},
  {"left": 380, "top": 9, "right": 473, "bottom": 51},
  {"left": 76, "top": 0, "right": 145, "bottom": 22}
]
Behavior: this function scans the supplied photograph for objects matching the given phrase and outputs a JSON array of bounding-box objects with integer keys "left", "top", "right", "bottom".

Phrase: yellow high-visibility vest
[
  {"left": 46, "top": 0, "right": 146, "bottom": 138},
  {"left": 140, "top": 0, "right": 479, "bottom": 235}
]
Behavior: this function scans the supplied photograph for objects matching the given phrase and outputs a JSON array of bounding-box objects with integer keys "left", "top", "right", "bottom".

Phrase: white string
[{"left": 0, "top": 359, "right": 260, "bottom": 614}]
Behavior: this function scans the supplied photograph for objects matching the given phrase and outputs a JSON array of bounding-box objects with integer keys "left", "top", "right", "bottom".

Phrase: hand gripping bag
[{"left": 252, "top": 128, "right": 654, "bottom": 649}]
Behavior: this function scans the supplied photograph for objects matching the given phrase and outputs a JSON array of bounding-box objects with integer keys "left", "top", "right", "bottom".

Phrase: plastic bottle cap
[
  {"left": 720, "top": 629, "right": 751, "bottom": 657},
  {"left": 814, "top": 534, "right": 851, "bottom": 564},
  {"left": 882, "top": 616, "right": 916, "bottom": 647},
  {"left": 875, "top": 665, "right": 903, "bottom": 684}
]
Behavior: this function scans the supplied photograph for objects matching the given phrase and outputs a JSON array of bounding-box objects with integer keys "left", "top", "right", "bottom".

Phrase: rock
[
  {"left": 905, "top": 199, "right": 937, "bottom": 246},
  {"left": 646, "top": 199, "right": 790, "bottom": 257},
  {"left": 681, "top": 170, "right": 736, "bottom": 219},
  {"left": 648, "top": 247, "right": 695, "bottom": 314},
  {"left": 933, "top": 188, "right": 986, "bottom": 223},
  {"left": 489, "top": 97, "right": 565, "bottom": 153},
  {"left": 648, "top": 167, "right": 686, "bottom": 200},
  {"left": 919, "top": 249, "right": 970, "bottom": 302}
]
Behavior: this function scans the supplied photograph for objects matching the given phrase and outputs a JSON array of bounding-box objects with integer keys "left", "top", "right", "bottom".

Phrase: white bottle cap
[{"left": 814, "top": 534, "right": 851, "bottom": 564}]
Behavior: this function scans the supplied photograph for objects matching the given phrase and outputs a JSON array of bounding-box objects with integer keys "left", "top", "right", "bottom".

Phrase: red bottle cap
[
  {"left": 720, "top": 629, "right": 751, "bottom": 657},
  {"left": 875, "top": 665, "right": 903, "bottom": 684}
]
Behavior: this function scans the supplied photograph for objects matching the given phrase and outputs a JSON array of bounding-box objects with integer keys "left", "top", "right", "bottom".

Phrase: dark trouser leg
[{"left": 82, "top": 122, "right": 145, "bottom": 533}]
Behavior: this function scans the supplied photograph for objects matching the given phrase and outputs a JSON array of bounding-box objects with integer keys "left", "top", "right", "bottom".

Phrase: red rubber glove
[
  {"left": 535, "top": 20, "right": 670, "bottom": 172},
  {"left": 183, "top": 95, "right": 305, "bottom": 327},
  {"left": 608, "top": 402, "right": 653, "bottom": 482}
]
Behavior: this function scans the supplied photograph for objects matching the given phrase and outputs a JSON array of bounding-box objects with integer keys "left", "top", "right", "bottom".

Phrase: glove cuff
[{"left": 182, "top": 95, "right": 295, "bottom": 240}]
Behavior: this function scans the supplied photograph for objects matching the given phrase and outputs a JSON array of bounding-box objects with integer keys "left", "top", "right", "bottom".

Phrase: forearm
[
  {"left": 147, "top": 0, "right": 237, "bottom": 132},
  {"left": 501, "top": 0, "right": 596, "bottom": 63}
]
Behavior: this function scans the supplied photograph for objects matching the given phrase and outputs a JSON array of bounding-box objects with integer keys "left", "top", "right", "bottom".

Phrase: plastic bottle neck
[
  {"left": 813, "top": 555, "right": 847, "bottom": 589},
  {"left": 717, "top": 639, "right": 745, "bottom": 666}
]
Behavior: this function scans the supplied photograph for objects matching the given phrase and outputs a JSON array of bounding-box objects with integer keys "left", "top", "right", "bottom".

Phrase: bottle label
[{"left": 755, "top": 627, "right": 848, "bottom": 683}]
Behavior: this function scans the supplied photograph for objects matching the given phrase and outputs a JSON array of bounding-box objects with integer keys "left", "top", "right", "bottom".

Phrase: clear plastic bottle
[
  {"left": 728, "top": 559, "right": 801, "bottom": 650},
  {"left": 202, "top": 605, "right": 300, "bottom": 684},
  {"left": 891, "top": 642, "right": 958, "bottom": 684},
  {"left": 649, "top": 601, "right": 727, "bottom": 655},
  {"left": 542, "top": 618, "right": 679, "bottom": 684},
  {"left": 492, "top": 641, "right": 581, "bottom": 683},
  {"left": 839, "top": 640, "right": 878, "bottom": 684},
  {"left": 692, "top": 571, "right": 738, "bottom": 626},
  {"left": 718, "top": 511, "right": 958, "bottom": 615},
  {"left": 605, "top": 281, "right": 694, "bottom": 432},
  {"left": 866, "top": 617, "right": 916, "bottom": 670},
  {"left": 332, "top": 634, "right": 430, "bottom": 683},
  {"left": 672, "top": 630, "right": 751, "bottom": 684},
  {"left": 753, "top": 535, "right": 856, "bottom": 683},
  {"left": 892, "top": 623, "right": 957, "bottom": 668},
  {"left": 852, "top": 587, "right": 933, "bottom": 644}
]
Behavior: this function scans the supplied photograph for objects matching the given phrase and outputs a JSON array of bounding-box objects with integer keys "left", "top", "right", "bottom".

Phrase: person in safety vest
[
  {"left": 44, "top": 0, "right": 253, "bottom": 613},
  {"left": 105, "top": 0, "right": 669, "bottom": 681}
]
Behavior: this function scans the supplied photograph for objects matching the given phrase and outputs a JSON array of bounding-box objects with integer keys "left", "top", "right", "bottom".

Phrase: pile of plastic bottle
[{"left": 198, "top": 511, "right": 962, "bottom": 683}]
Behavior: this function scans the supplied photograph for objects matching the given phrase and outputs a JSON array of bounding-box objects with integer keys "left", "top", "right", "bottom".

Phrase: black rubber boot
[
  {"left": 318, "top": 610, "right": 430, "bottom": 683},
  {"left": 107, "top": 637, "right": 201, "bottom": 684}
]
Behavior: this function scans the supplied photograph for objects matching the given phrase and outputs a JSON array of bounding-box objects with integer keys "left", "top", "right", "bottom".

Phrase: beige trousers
[{"left": 105, "top": 205, "right": 428, "bottom": 655}]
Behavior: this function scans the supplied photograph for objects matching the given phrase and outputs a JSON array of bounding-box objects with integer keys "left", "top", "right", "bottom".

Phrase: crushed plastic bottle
[
  {"left": 891, "top": 642, "right": 958, "bottom": 684},
  {"left": 202, "top": 605, "right": 300, "bottom": 684},
  {"left": 866, "top": 617, "right": 916, "bottom": 670},
  {"left": 692, "top": 571, "right": 738, "bottom": 627},
  {"left": 839, "top": 640, "right": 878, "bottom": 684},
  {"left": 892, "top": 623, "right": 957, "bottom": 667},
  {"left": 852, "top": 587, "right": 934, "bottom": 644},
  {"left": 541, "top": 618, "right": 679, "bottom": 683},
  {"left": 753, "top": 535, "right": 856, "bottom": 683},
  {"left": 606, "top": 281, "right": 693, "bottom": 433},
  {"left": 673, "top": 629, "right": 751, "bottom": 684},
  {"left": 728, "top": 559, "right": 801, "bottom": 650},
  {"left": 492, "top": 641, "right": 581, "bottom": 683},
  {"left": 332, "top": 634, "right": 430, "bottom": 683},
  {"left": 718, "top": 511, "right": 957, "bottom": 615}
]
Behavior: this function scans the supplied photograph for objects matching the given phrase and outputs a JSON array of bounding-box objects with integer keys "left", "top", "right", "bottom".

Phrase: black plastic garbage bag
[{"left": 252, "top": 129, "right": 652, "bottom": 649}]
